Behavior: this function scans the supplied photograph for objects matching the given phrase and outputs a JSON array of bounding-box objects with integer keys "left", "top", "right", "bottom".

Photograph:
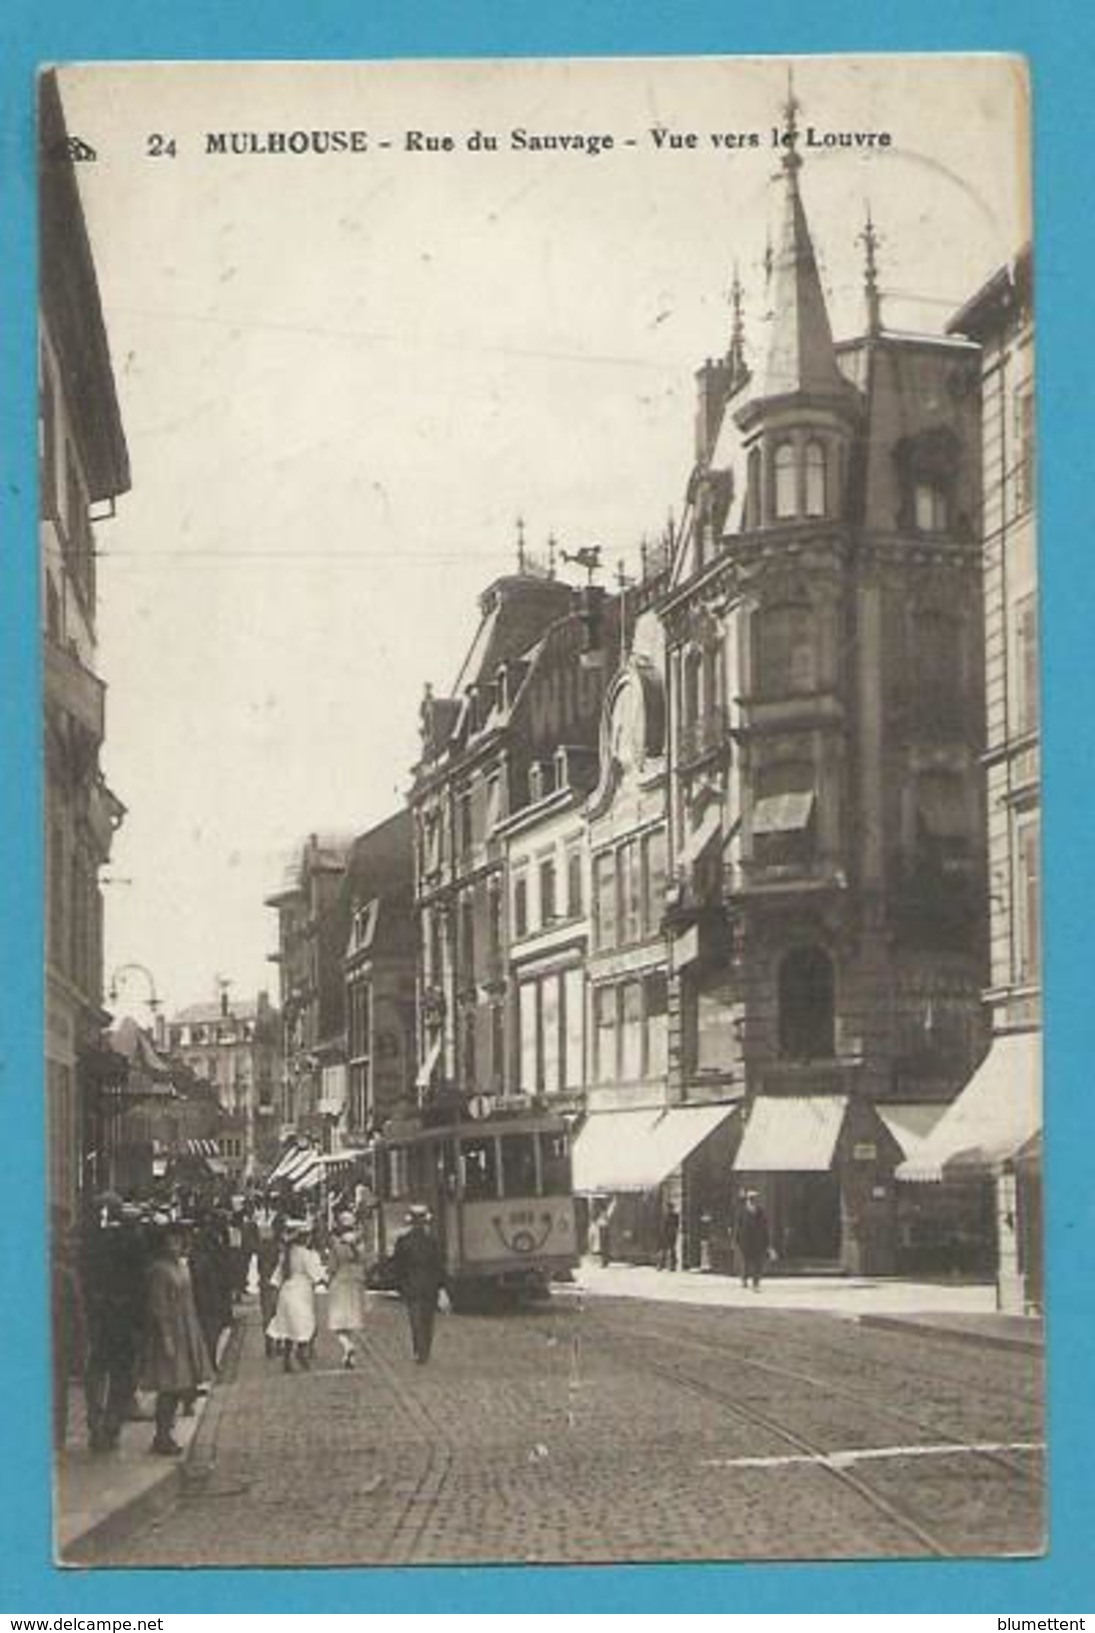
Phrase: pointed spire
[
  {"left": 515, "top": 513, "right": 527, "bottom": 573},
  {"left": 859, "top": 203, "right": 882, "bottom": 337},
  {"left": 754, "top": 77, "right": 848, "bottom": 403}
]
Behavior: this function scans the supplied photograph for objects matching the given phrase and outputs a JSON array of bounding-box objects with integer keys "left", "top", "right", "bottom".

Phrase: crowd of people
[{"left": 51, "top": 1188, "right": 450, "bottom": 1460}]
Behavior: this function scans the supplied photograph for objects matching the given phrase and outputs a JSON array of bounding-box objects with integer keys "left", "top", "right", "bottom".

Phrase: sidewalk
[
  {"left": 53, "top": 1314, "right": 242, "bottom": 1564},
  {"left": 571, "top": 1261, "right": 1044, "bottom": 1352},
  {"left": 54, "top": 1391, "right": 210, "bottom": 1563}
]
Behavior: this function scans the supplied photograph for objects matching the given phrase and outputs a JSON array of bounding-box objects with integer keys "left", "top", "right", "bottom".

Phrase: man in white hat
[{"left": 391, "top": 1205, "right": 446, "bottom": 1364}]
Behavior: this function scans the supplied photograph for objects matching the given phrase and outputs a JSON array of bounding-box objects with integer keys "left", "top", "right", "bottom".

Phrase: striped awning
[
  {"left": 291, "top": 1152, "right": 324, "bottom": 1191},
  {"left": 267, "top": 1142, "right": 309, "bottom": 1184},
  {"left": 278, "top": 1148, "right": 320, "bottom": 1183},
  {"left": 184, "top": 1138, "right": 220, "bottom": 1158}
]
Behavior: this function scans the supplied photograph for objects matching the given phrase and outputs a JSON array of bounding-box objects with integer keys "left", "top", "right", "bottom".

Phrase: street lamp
[{"left": 108, "top": 961, "right": 161, "bottom": 1016}]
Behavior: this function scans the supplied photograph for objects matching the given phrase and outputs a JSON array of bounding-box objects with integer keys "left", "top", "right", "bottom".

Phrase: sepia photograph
[{"left": 39, "top": 53, "right": 1043, "bottom": 1569}]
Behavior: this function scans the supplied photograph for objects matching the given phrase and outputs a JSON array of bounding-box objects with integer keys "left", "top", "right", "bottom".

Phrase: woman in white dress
[
  {"left": 325, "top": 1211, "right": 366, "bottom": 1370},
  {"left": 266, "top": 1221, "right": 325, "bottom": 1373}
]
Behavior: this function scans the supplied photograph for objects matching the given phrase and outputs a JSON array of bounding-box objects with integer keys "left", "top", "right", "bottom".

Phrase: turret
[{"left": 734, "top": 82, "right": 861, "bottom": 530}]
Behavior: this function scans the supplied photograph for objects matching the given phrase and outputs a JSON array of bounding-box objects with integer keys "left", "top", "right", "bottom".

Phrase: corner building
[{"left": 658, "top": 106, "right": 988, "bottom": 1272}]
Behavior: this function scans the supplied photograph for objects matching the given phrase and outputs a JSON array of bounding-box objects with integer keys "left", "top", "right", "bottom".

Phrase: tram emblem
[{"left": 492, "top": 1210, "right": 556, "bottom": 1255}]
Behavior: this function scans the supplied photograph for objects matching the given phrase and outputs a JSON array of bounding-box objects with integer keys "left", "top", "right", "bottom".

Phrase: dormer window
[
  {"left": 804, "top": 439, "right": 827, "bottom": 517},
  {"left": 774, "top": 441, "right": 797, "bottom": 519},
  {"left": 914, "top": 481, "right": 948, "bottom": 533}
]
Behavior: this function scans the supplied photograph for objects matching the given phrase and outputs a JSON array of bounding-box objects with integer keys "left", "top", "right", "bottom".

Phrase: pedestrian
[
  {"left": 391, "top": 1205, "right": 445, "bottom": 1365},
  {"left": 227, "top": 1210, "right": 246, "bottom": 1303},
  {"left": 188, "top": 1215, "right": 231, "bottom": 1373},
  {"left": 657, "top": 1203, "right": 680, "bottom": 1272},
  {"left": 325, "top": 1210, "right": 367, "bottom": 1370},
  {"left": 240, "top": 1205, "right": 260, "bottom": 1298},
  {"left": 734, "top": 1190, "right": 771, "bottom": 1291},
  {"left": 140, "top": 1221, "right": 211, "bottom": 1457},
  {"left": 79, "top": 1194, "right": 147, "bottom": 1453},
  {"left": 265, "top": 1220, "right": 326, "bottom": 1373},
  {"left": 256, "top": 1212, "right": 282, "bottom": 1358},
  {"left": 592, "top": 1199, "right": 615, "bottom": 1267}
]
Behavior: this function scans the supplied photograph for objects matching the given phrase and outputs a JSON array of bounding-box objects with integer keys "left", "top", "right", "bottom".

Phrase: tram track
[
  {"left": 580, "top": 1307, "right": 1043, "bottom": 1558},
  {"left": 589, "top": 1308, "right": 1043, "bottom": 1489},
  {"left": 720, "top": 1307, "right": 1041, "bottom": 1416},
  {"left": 356, "top": 1326, "right": 458, "bottom": 1565}
]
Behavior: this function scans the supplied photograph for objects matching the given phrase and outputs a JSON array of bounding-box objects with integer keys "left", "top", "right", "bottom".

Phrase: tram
[{"left": 370, "top": 1097, "right": 577, "bottom": 1309}]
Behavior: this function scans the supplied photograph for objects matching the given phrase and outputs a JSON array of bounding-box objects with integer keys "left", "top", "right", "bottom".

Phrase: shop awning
[
  {"left": 572, "top": 1102, "right": 737, "bottom": 1193},
  {"left": 877, "top": 1102, "right": 949, "bottom": 1166},
  {"left": 291, "top": 1153, "right": 324, "bottom": 1191},
  {"left": 415, "top": 1035, "right": 442, "bottom": 1092},
  {"left": 184, "top": 1138, "right": 220, "bottom": 1158},
  {"left": 277, "top": 1148, "right": 320, "bottom": 1184},
  {"left": 896, "top": 1033, "right": 1041, "bottom": 1183},
  {"left": 1013, "top": 1129, "right": 1042, "bottom": 1170},
  {"left": 266, "top": 1144, "right": 306, "bottom": 1184},
  {"left": 321, "top": 1148, "right": 367, "bottom": 1175},
  {"left": 752, "top": 791, "right": 815, "bottom": 836},
  {"left": 734, "top": 1095, "right": 847, "bottom": 1173}
]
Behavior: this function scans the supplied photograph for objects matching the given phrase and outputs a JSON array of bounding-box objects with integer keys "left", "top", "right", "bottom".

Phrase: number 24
[{"left": 146, "top": 134, "right": 177, "bottom": 158}]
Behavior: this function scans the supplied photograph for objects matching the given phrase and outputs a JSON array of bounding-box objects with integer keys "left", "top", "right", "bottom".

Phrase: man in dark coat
[
  {"left": 391, "top": 1205, "right": 446, "bottom": 1364},
  {"left": 734, "top": 1190, "right": 770, "bottom": 1291},
  {"left": 79, "top": 1199, "right": 147, "bottom": 1451}
]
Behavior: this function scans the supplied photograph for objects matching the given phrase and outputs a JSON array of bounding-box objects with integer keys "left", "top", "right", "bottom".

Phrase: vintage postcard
[{"left": 41, "top": 54, "right": 1041, "bottom": 1568}]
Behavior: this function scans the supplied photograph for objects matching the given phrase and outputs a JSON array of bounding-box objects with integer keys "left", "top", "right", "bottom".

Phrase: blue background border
[{"left": 2, "top": 0, "right": 1093, "bottom": 1613}]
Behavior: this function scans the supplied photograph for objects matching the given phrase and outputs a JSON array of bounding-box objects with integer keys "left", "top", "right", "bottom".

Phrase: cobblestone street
[{"left": 87, "top": 1289, "right": 1044, "bottom": 1568}]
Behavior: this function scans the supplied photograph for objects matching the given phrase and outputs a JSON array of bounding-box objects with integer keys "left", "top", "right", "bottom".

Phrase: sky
[{"left": 54, "top": 54, "right": 1029, "bottom": 1022}]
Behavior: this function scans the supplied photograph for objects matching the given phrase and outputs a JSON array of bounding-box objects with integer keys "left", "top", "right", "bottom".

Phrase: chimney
[{"left": 695, "top": 357, "right": 733, "bottom": 465}]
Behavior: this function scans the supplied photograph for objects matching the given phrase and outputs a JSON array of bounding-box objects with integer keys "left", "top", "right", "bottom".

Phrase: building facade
[
  {"left": 655, "top": 100, "right": 989, "bottom": 1273},
  {"left": 40, "top": 72, "right": 131, "bottom": 1222},
  {"left": 166, "top": 988, "right": 282, "bottom": 1177},
  {"left": 501, "top": 743, "right": 598, "bottom": 1117},
  {"left": 409, "top": 560, "right": 616, "bottom": 1109},
  {"left": 340, "top": 811, "right": 418, "bottom": 1144},
  {"left": 897, "top": 249, "right": 1041, "bottom": 1309},
  {"left": 265, "top": 833, "right": 354, "bottom": 1141}
]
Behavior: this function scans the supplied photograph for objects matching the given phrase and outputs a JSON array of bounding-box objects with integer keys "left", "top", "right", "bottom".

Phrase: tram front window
[
  {"left": 539, "top": 1131, "right": 571, "bottom": 1196},
  {"left": 461, "top": 1136, "right": 498, "bottom": 1200},
  {"left": 500, "top": 1134, "right": 538, "bottom": 1199}
]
